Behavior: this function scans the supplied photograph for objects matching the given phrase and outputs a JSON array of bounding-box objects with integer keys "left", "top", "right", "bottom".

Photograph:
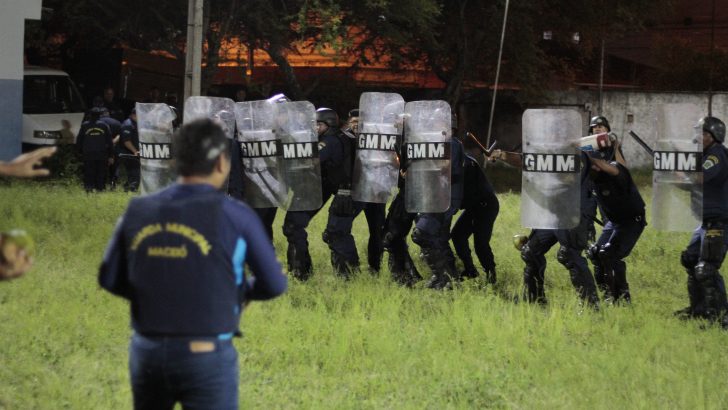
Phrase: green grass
[{"left": 1, "top": 173, "right": 727, "bottom": 409}]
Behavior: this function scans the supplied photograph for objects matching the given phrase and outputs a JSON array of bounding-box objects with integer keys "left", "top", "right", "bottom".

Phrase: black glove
[{"left": 330, "top": 189, "right": 355, "bottom": 216}]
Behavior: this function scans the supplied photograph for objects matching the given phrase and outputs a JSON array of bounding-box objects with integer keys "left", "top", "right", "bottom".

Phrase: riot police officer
[
  {"left": 675, "top": 116, "right": 728, "bottom": 326},
  {"left": 451, "top": 135, "right": 499, "bottom": 285},
  {"left": 282, "top": 107, "right": 359, "bottom": 280},
  {"left": 382, "top": 170, "right": 422, "bottom": 286},
  {"left": 584, "top": 116, "right": 645, "bottom": 304},
  {"left": 520, "top": 151, "right": 600, "bottom": 305},
  {"left": 346, "top": 108, "right": 386, "bottom": 273},
  {"left": 411, "top": 115, "right": 465, "bottom": 289}
]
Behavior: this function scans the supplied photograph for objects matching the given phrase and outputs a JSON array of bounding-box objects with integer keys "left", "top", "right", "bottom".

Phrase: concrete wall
[{"left": 0, "top": 0, "right": 42, "bottom": 160}]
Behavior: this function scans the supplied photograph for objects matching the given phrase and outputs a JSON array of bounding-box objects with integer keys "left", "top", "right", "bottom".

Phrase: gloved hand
[{"left": 330, "top": 189, "right": 355, "bottom": 216}]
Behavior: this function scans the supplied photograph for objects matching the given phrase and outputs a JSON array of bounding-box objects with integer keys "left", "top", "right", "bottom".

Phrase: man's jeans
[{"left": 129, "top": 333, "right": 239, "bottom": 410}]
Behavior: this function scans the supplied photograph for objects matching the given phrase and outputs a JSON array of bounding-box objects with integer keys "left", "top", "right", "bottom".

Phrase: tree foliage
[{"left": 28, "top": 0, "right": 677, "bottom": 104}]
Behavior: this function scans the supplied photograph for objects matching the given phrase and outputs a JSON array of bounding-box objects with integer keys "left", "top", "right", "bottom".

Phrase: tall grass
[{"left": 1, "top": 175, "right": 726, "bottom": 409}]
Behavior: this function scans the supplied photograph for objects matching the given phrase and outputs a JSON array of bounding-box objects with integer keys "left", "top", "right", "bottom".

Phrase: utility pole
[
  {"left": 485, "top": 0, "right": 510, "bottom": 147},
  {"left": 184, "top": 0, "right": 204, "bottom": 100}
]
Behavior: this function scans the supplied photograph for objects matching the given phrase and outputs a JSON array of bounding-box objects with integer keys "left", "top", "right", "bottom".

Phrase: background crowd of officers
[{"left": 74, "top": 88, "right": 728, "bottom": 328}]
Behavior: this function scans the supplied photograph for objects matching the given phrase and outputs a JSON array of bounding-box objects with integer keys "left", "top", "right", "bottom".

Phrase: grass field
[{"left": 1, "top": 172, "right": 727, "bottom": 409}]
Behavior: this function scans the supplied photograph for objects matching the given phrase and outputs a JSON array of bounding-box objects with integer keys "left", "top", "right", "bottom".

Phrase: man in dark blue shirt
[
  {"left": 99, "top": 118, "right": 287, "bottom": 410},
  {"left": 676, "top": 116, "right": 728, "bottom": 327},
  {"left": 77, "top": 107, "right": 113, "bottom": 192},
  {"left": 118, "top": 109, "right": 140, "bottom": 192}
]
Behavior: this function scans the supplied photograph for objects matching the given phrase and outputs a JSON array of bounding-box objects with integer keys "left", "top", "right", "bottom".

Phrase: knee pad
[
  {"left": 681, "top": 250, "right": 698, "bottom": 273},
  {"left": 556, "top": 246, "right": 575, "bottom": 269},
  {"left": 411, "top": 227, "right": 432, "bottom": 247},
  {"left": 282, "top": 220, "right": 297, "bottom": 237},
  {"left": 322, "top": 229, "right": 331, "bottom": 244},
  {"left": 382, "top": 231, "right": 396, "bottom": 250},
  {"left": 520, "top": 243, "right": 541, "bottom": 265},
  {"left": 695, "top": 261, "right": 720, "bottom": 283},
  {"left": 598, "top": 242, "right": 616, "bottom": 266},
  {"left": 586, "top": 243, "right": 600, "bottom": 264}
]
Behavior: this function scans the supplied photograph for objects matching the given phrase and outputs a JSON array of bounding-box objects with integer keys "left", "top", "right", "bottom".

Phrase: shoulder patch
[{"left": 703, "top": 154, "right": 719, "bottom": 170}]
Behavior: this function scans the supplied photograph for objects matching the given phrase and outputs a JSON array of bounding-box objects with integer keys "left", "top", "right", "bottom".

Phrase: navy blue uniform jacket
[{"left": 99, "top": 183, "right": 287, "bottom": 338}]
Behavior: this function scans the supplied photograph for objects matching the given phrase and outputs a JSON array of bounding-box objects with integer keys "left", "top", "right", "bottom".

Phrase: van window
[{"left": 23, "top": 75, "right": 86, "bottom": 115}]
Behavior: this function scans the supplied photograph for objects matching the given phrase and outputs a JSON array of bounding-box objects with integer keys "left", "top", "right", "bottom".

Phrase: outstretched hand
[{"left": 0, "top": 147, "right": 57, "bottom": 178}]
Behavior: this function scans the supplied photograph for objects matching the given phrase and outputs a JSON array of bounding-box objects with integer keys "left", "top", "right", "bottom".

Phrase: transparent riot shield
[
  {"left": 136, "top": 103, "right": 177, "bottom": 195},
  {"left": 183, "top": 96, "right": 236, "bottom": 140},
  {"left": 276, "top": 101, "right": 322, "bottom": 211},
  {"left": 352, "top": 92, "right": 405, "bottom": 203},
  {"left": 234, "top": 100, "right": 286, "bottom": 208},
  {"left": 404, "top": 100, "right": 451, "bottom": 213},
  {"left": 521, "top": 109, "right": 581, "bottom": 229},
  {"left": 652, "top": 103, "right": 703, "bottom": 231}
]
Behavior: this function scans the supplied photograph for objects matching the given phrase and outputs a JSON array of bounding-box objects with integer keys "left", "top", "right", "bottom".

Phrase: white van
[{"left": 22, "top": 66, "right": 86, "bottom": 149}]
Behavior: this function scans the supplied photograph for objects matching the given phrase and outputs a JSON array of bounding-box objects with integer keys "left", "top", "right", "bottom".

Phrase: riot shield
[
  {"left": 183, "top": 96, "right": 236, "bottom": 140},
  {"left": 651, "top": 103, "right": 702, "bottom": 231},
  {"left": 403, "top": 100, "right": 451, "bottom": 213},
  {"left": 521, "top": 109, "right": 581, "bottom": 229},
  {"left": 276, "top": 101, "right": 322, "bottom": 211},
  {"left": 234, "top": 100, "right": 286, "bottom": 208},
  {"left": 352, "top": 92, "right": 404, "bottom": 203},
  {"left": 136, "top": 103, "right": 177, "bottom": 195}
]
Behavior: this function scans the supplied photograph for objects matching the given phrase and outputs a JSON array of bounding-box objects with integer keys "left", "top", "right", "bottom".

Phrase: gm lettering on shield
[
  {"left": 280, "top": 142, "right": 318, "bottom": 159},
  {"left": 522, "top": 153, "right": 578, "bottom": 173},
  {"left": 405, "top": 142, "right": 450, "bottom": 160},
  {"left": 358, "top": 133, "right": 398, "bottom": 151},
  {"left": 653, "top": 151, "right": 700, "bottom": 172},
  {"left": 240, "top": 140, "right": 279, "bottom": 158},
  {"left": 139, "top": 143, "right": 171, "bottom": 160}
]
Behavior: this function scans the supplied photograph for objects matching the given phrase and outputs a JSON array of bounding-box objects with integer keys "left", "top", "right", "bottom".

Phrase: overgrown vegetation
[{"left": 1, "top": 174, "right": 726, "bottom": 409}]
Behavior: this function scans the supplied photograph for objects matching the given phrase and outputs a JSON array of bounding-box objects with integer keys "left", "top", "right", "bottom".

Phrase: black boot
[
  {"left": 331, "top": 251, "right": 358, "bottom": 280},
  {"left": 484, "top": 267, "right": 497, "bottom": 285},
  {"left": 288, "top": 245, "right": 312, "bottom": 281}
]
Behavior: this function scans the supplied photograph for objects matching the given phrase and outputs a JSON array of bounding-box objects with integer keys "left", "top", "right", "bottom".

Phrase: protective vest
[{"left": 122, "top": 191, "right": 242, "bottom": 336}]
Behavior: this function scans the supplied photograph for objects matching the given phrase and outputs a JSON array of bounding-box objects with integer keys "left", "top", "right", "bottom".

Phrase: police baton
[
  {"left": 628, "top": 130, "right": 654, "bottom": 157},
  {"left": 117, "top": 153, "right": 140, "bottom": 161},
  {"left": 466, "top": 132, "right": 498, "bottom": 156}
]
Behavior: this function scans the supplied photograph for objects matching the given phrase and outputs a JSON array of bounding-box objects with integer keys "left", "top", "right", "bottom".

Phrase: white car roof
[{"left": 24, "top": 66, "right": 70, "bottom": 76}]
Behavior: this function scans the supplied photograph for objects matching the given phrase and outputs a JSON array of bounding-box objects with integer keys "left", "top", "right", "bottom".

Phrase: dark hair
[{"left": 172, "top": 119, "right": 230, "bottom": 177}]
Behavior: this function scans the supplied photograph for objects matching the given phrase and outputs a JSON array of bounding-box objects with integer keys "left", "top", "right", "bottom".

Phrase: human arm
[
  {"left": 98, "top": 217, "right": 132, "bottom": 299},
  {"left": 0, "top": 147, "right": 56, "bottom": 178},
  {"left": 229, "top": 205, "right": 287, "bottom": 301}
]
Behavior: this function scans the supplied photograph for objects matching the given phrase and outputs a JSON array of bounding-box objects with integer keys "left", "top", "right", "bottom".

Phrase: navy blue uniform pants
[
  {"left": 83, "top": 158, "right": 108, "bottom": 191},
  {"left": 591, "top": 218, "right": 645, "bottom": 301},
  {"left": 451, "top": 201, "right": 498, "bottom": 274},
  {"left": 129, "top": 334, "right": 238, "bottom": 410},
  {"left": 353, "top": 201, "right": 385, "bottom": 271},
  {"left": 681, "top": 222, "right": 728, "bottom": 317},
  {"left": 254, "top": 207, "right": 278, "bottom": 241},
  {"left": 522, "top": 224, "right": 597, "bottom": 304}
]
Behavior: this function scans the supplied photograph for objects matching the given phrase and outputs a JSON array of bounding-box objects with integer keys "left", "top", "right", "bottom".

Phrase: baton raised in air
[
  {"left": 466, "top": 132, "right": 498, "bottom": 156},
  {"left": 628, "top": 130, "right": 654, "bottom": 157}
]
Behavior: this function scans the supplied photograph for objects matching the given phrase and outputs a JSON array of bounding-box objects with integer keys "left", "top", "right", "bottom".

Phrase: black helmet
[
  {"left": 316, "top": 107, "right": 339, "bottom": 128},
  {"left": 348, "top": 108, "right": 359, "bottom": 119},
  {"left": 698, "top": 116, "right": 726, "bottom": 143},
  {"left": 589, "top": 116, "right": 610, "bottom": 133}
]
